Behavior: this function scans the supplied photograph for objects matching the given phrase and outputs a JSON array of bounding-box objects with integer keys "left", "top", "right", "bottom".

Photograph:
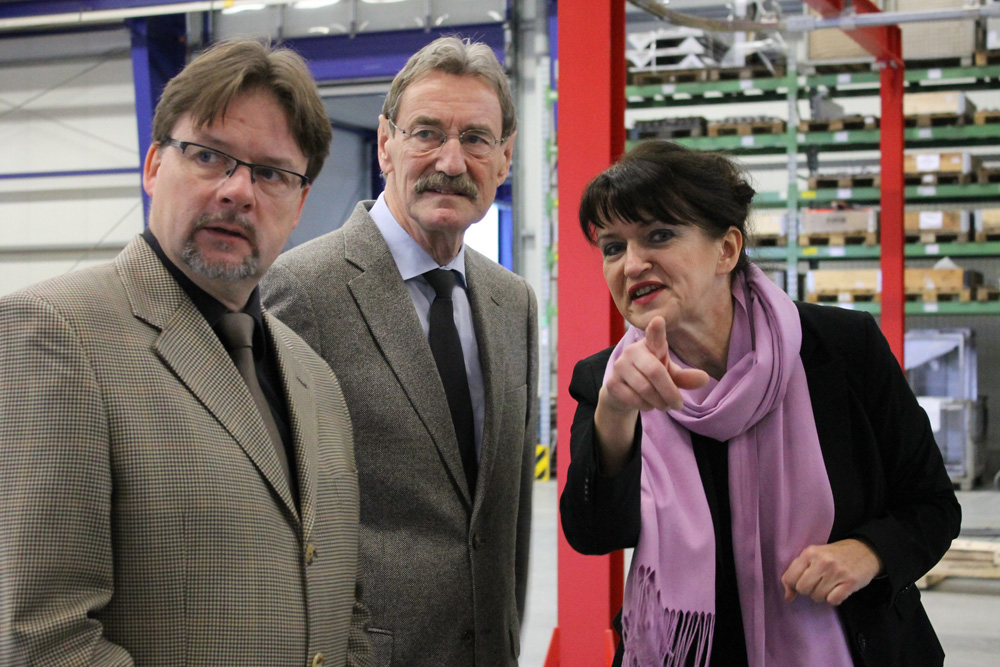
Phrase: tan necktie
[{"left": 215, "top": 312, "right": 293, "bottom": 488}]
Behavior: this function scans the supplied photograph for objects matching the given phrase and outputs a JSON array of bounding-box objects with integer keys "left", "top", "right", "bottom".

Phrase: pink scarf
[{"left": 610, "top": 265, "right": 853, "bottom": 667}]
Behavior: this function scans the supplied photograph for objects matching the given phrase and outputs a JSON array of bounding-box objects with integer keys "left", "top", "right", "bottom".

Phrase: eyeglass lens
[{"left": 173, "top": 141, "right": 305, "bottom": 196}]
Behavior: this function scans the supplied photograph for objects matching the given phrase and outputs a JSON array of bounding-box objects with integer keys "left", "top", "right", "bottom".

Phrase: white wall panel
[{"left": 0, "top": 37, "right": 142, "bottom": 296}]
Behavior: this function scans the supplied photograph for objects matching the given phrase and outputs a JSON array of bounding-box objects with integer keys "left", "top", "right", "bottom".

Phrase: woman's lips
[{"left": 628, "top": 282, "right": 664, "bottom": 305}]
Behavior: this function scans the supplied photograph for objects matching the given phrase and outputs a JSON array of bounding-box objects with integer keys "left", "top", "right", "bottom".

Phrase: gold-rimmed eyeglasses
[
  {"left": 161, "top": 138, "right": 309, "bottom": 198},
  {"left": 387, "top": 119, "right": 506, "bottom": 157}
]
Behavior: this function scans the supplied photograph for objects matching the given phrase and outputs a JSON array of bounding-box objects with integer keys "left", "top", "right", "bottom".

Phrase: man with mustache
[
  {"left": 262, "top": 37, "right": 538, "bottom": 666},
  {"left": 0, "top": 39, "right": 370, "bottom": 665}
]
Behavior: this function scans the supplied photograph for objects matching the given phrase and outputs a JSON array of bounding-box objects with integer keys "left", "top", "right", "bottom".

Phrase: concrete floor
[{"left": 521, "top": 481, "right": 1000, "bottom": 666}]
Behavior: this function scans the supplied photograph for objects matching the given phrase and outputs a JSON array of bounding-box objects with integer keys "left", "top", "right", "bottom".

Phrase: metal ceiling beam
[{"left": 284, "top": 22, "right": 506, "bottom": 83}]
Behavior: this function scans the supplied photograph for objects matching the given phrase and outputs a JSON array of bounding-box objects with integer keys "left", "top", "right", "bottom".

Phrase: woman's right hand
[{"left": 593, "top": 316, "right": 710, "bottom": 475}]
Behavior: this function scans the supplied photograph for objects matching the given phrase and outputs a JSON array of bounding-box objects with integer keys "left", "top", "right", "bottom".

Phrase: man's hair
[
  {"left": 382, "top": 36, "right": 517, "bottom": 139},
  {"left": 152, "top": 38, "right": 332, "bottom": 182}
]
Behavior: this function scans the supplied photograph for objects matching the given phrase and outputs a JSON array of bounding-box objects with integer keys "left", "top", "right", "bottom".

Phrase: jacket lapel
[
  {"left": 117, "top": 238, "right": 300, "bottom": 523},
  {"left": 465, "top": 251, "right": 507, "bottom": 508},
  {"left": 342, "top": 205, "right": 474, "bottom": 507},
  {"left": 267, "top": 315, "right": 317, "bottom": 539}
]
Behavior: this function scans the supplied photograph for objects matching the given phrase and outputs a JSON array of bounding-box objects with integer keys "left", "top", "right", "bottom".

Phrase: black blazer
[{"left": 560, "top": 302, "right": 961, "bottom": 667}]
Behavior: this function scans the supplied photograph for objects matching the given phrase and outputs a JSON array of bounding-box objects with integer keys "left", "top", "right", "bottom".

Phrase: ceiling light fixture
[
  {"left": 295, "top": 0, "right": 341, "bottom": 8},
  {"left": 221, "top": 3, "right": 267, "bottom": 15}
]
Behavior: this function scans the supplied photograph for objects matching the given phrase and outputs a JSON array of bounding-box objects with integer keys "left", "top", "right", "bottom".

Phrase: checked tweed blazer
[
  {"left": 262, "top": 201, "right": 539, "bottom": 666},
  {"left": 0, "top": 237, "right": 369, "bottom": 666}
]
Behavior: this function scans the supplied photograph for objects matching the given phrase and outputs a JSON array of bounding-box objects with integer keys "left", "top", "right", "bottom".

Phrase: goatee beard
[{"left": 181, "top": 212, "right": 260, "bottom": 281}]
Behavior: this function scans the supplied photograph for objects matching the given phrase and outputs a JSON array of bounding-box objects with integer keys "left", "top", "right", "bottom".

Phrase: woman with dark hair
[{"left": 560, "top": 141, "right": 961, "bottom": 667}]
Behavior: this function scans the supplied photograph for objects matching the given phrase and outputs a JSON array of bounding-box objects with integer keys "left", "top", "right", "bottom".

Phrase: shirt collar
[
  {"left": 140, "top": 228, "right": 267, "bottom": 355},
  {"left": 369, "top": 193, "right": 467, "bottom": 285}
]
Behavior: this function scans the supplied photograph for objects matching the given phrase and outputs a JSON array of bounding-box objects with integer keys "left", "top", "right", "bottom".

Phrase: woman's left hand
[{"left": 780, "top": 538, "right": 884, "bottom": 606}]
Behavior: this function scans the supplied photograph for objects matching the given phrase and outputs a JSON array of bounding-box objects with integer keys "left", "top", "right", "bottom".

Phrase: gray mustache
[
  {"left": 193, "top": 212, "right": 257, "bottom": 246},
  {"left": 414, "top": 172, "right": 478, "bottom": 199}
]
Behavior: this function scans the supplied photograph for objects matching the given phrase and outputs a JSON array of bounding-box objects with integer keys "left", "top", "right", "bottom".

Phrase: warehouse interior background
[{"left": 2, "top": 0, "right": 1000, "bottom": 664}]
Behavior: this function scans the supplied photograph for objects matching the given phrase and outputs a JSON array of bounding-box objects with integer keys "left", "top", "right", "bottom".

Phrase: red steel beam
[
  {"left": 804, "top": 0, "right": 903, "bottom": 67},
  {"left": 549, "top": 0, "right": 626, "bottom": 665}
]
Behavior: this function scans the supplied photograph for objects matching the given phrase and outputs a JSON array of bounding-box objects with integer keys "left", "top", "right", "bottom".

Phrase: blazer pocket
[{"left": 367, "top": 627, "right": 393, "bottom": 667}]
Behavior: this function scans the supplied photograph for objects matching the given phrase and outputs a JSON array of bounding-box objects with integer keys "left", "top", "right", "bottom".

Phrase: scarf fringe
[{"left": 622, "top": 565, "right": 715, "bottom": 667}]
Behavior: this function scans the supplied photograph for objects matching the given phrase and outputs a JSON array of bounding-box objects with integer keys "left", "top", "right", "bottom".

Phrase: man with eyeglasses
[
  {"left": 262, "top": 37, "right": 538, "bottom": 666},
  {"left": 0, "top": 39, "right": 370, "bottom": 666}
]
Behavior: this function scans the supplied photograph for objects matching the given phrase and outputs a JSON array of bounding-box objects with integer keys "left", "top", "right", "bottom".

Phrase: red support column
[
  {"left": 804, "top": 0, "right": 905, "bottom": 366},
  {"left": 547, "top": 1, "right": 626, "bottom": 665},
  {"left": 880, "top": 34, "right": 906, "bottom": 367}
]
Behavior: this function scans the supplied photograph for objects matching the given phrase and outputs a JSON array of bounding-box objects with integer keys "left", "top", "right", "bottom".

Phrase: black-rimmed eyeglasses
[
  {"left": 161, "top": 138, "right": 309, "bottom": 198},
  {"left": 387, "top": 119, "right": 506, "bottom": 157}
]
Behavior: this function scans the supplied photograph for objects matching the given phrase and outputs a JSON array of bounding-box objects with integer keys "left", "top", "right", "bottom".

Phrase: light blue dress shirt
[{"left": 369, "top": 194, "right": 485, "bottom": 459}]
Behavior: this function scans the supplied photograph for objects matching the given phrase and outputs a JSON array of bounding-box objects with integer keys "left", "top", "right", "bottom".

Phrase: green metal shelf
[
  {"left": 816, "top": 301, "right": 1000, "bottom": 316},
  {"left": 798, "top": 182, "right": 1000, "bottom": 204},
  {"left": 751, "top": 241, "right": 1000, "bottom": 262},
  {"left": 626, "top": 65, "right": 1000, "bottom": 108},
  {"left": 629, "top": 133, "right": 792, "bottom": 154},
  {"left": 624, "top": 124, "right": 1000, "bottom": 156}
]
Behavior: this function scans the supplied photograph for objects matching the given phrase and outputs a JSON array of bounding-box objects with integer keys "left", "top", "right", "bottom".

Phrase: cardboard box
[
  {"left": 977, "top": 208, "right": 1000, "bottom": 229},
  {"left": 806, "top": 269, "right": 881, "bottom": 295},
  {"left": 903, "top": 91, "right": 975, "bottom": 117},
  {"left": 906, "top": 268, "right": 981, "bottom": 292},
  {"left": 903, "top": 151, "right": 977, "bottom": 174},
  {"left": 750, "top": 209, "right": 785, "bottom": 237},
  {"left": 805, "top": 268, "right": 981, "bottom": 296},
  {"left": 801, "top": 209, "right": 877, "bottom": 235},
  {"left": 806, "top": 2, "right": 884, "bottom": 62},
  {"left": 904, "top": 210, "right": 968, "bottom": 233},
  {"left": 896, "top": 0, "right": 979, "bottom": 62}
]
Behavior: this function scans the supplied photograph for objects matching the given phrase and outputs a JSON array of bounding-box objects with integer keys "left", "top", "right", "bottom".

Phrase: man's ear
[
  {"left": 142, "top": 142, "right": 162, "bottom": 197},
  {"left": 376, "top": 115, "right": 394, "bottom": 176}
]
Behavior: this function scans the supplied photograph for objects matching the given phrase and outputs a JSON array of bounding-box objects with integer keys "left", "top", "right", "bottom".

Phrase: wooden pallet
[
  {"left": 805, "top": 290, "right": 880, "bottom": 304},
  {"left": 631, "top": 117, "right": 707, "bottom": 140},
  {"left": 628, "top": 68, "right": 712, "bottom": 86},
  {"left": 976, "top": 226, "right": 1000, "bottom": 242},
  {"left": 978, "top": 167, "right": 1000, "bottom": 184},
  {"left": 904, "top": 112, "right": 973, "bottom": 128},
  {"left": 974, "top": 109, "right": 1000, "bottom": 126},
  {"left": 917, "top": 539, "right": 1000, "bottom": 589},
  {"left": 798, "top": 115, "right": 879, "bottom": 133},
  {"left": 972, "top": 287, "right": 1000, "bottom": 303},
  {"left": 799, "top": 231, "right": 878, "bottom": 247},
  {"left": 707, "top": 118, "right": 785, "bottom": 137},
  {"left": 709, "top": 63, "right": 785, "bottom": 81},
  {"left": 807, "top": 60, "right": 875, "bottom": 75},
  {"left": 904, "top": 55, "right": 973, "bottom": 69},
  {"left": 904, "top": 171, "right": 972, "bottom": 186},
  {"left": 807, "top": 173, "right": 881, "bottom": 189},
  {"left": 904, "top": 288, "right": 975, "bottom": 303},
  {"left": 975, "top": 49, "right": 1000, "bottom": 67},
  {"left": 753, "top": 234, "right": 787, "bottom": 247},
  {"left": 904, "top": 230, "right": 972, "bottom": 244}
]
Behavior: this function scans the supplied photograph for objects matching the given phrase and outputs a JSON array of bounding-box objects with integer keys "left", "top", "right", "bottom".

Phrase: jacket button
[
  {"left": 311, "top": 652, "right": 324, "bottom": 667},
  {"left": 472, "top": 533, "right": 481, "bottom": 549},
  {"left": 305, "top": 543, "right": 317, "bottom": 565},
  {"left": 463, "top": 630, "right": 475, "bottom": 644},
  {"left": 857, "top": 632, "right": 868, "bottom": 652}
]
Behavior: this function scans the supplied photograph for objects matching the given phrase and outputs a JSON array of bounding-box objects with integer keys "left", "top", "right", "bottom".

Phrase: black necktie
[
  {"left": 424, "top": 269, "right": 478, "bottom": 497},
  {"left": 215, "top": 312, "right": 293, "bottom": 489}
]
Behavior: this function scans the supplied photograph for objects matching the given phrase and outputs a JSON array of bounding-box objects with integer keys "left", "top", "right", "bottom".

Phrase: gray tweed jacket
[
  {"left": 0, "top": 236, "right": 370, "bottom": 666},
  {"left": 262, "top": 201, "right": 539, "bottom": 666}
]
